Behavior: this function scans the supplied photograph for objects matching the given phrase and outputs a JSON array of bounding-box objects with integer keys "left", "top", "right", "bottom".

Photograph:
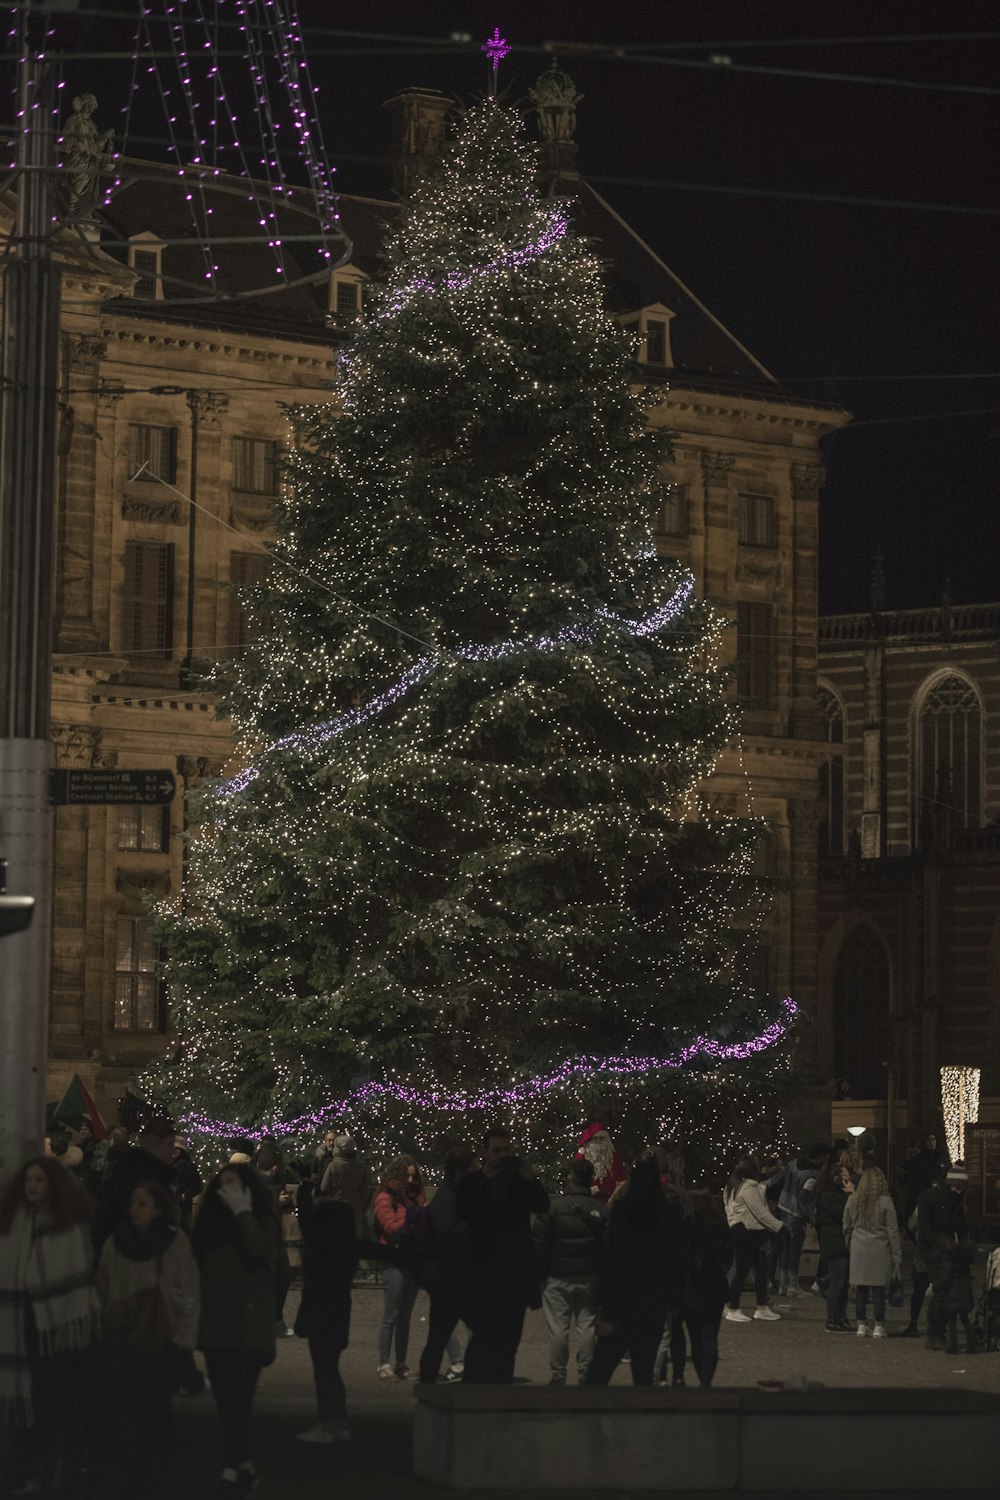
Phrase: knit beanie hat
[{"left": 945, "top": 1163, "right": 969, "bottom": 1186}]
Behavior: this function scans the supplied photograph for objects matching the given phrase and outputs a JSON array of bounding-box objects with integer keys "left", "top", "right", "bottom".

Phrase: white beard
[{"left": 583, "top": 1135, "right": 615, "bottom": 1182}]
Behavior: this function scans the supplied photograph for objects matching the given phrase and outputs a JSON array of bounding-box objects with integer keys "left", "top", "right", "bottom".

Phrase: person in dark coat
[
  {"left": 813, "top": 1160, "right": 853, "bottom": 1332},
  {"left": 585, "top": 1157, "right": 685, "bottom": 1386},
  {"left": 902, "top": 1133, "right": 949, "bottom": 1228},
  {"left": 192, "top": 1162, "right": 279, "bottom": 1496},
  {"left": 418, "top": 1143, "right": 476, "bottom": 1385},
  {"left": 917, "top": 1164, "right": 968, "bottom": 1350},
  {"left": 680, "top": 1190, "right": 730, "bottom": 1389},
  {"left": 93, "top": 1117, "right": 177, "bottom": 1249},
  {"left": 292, "top": 1176, "right": 357, "bottom": 1443},
  {"left": 935, "top": 1240, "right": 976, "bottom": 1355},
  {"left": 532, "top": 1157, "right": 608, "bottom": 1383},
  {"left": 455, "top": 1127, "right": 549, "bottom": 1384}
]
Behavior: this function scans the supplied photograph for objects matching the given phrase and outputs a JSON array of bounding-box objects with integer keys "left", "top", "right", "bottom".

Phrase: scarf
[
  {"left": 0, "top": 1207, "right": 98, "bottom": 1425},
  {"left": 112, "top": 1216, "right": 175, "bottom": 1262}
]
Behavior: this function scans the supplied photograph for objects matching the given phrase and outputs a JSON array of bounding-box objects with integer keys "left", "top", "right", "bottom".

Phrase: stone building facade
[
  {"left": 817, "top": 592, "right": 1000, "bottom": 1141},
  {"left": 2, "top": 85, "right": 847, "bottom": 1125}
]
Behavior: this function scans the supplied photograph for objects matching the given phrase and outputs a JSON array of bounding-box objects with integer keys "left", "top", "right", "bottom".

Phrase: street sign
[{"left": 50, "top": 769, "right": 176, "bottom": 806}]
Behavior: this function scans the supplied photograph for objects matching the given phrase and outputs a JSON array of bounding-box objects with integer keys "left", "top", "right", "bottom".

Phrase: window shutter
[
  {"left": 123, "top": 541, "right": 174, "bottom": 656},
  {"left": 737, "top": 602, "right": 774, "bottom": 706},
  {"left": 229, "top": 549, "right": 269, "bottom": 652}
]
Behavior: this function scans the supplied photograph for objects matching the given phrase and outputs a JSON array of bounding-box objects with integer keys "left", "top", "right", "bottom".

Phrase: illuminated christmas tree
[{"left": 154, "top": 98, "right": 793, "bottom": 1168}]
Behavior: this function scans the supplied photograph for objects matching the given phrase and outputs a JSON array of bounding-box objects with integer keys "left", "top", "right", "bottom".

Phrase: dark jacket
[
  {"left": 681, "top": 1213, "right": 730, "bottom": 1312},
  {"left": 93, "top": 1145, "right": 176, "bottom": 1247},
  {"left": 456, "top": 1167, "right": 549, "bottom": 1311},
  {"left": 596, "top": 1164, "right": 684, "bottom": 1323},
  {"left": 813, "top": 1185, "right": 849, "bottom": 1261},
  {"left": 937, "top": 1244, "right": 975, "bottom": 1314},
  {"left": 294, "top": 1179, "right": 357, "bottom": 1349},
  {"left": 916, "top": 1182, "right": 966, "bottom": 1264},
  {"left": 533, "top": 1185, "right": 608, "bottom": 1280},
  {"left": 192, "top": 1196, "right": 280, "bottom": 1360},
  {"left": 903, "top": 1147, "right": 948, "bottom": 1217}
]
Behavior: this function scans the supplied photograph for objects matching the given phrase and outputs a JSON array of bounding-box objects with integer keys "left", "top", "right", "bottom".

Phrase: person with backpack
[
  {"left": 916, "top": 1164, "right": 968, "bottom": 1349},
  {"left": 532, "top": 1157, "right": 608, "bottom": 1384},
  {"left": 372, "top": 1156, "right": 426, "bottom": 1379},
  {"left": 762, "top": 1143, "right": 828, "bottom": 1297}
]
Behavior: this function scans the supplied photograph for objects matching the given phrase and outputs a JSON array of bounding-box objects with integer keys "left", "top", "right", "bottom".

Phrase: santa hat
[{"left": 577, "top": 1122, "right": 609, "bottom": 1147}]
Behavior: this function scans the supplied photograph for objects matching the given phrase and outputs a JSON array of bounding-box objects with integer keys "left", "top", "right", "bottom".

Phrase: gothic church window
[
  {"left": 818, "top": 685, "right": 845, "bottom": 856},
  {"left": 918, "top": 674, "right": 981, "bottom": 830},
  {"left": 833, "top": 924, "right": 891, "bottom": 1098}
]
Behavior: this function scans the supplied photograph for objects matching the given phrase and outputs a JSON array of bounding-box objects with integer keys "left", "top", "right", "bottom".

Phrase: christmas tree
[{"left": 154, "top": 98, "right": 793, "bottom": 1170}]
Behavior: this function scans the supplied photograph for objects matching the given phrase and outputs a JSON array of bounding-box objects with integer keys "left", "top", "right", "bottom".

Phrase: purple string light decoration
[
  {"left": 482, "top": 27, "right": 511, "bottom": 94},
  {"left": 177, "top": 997, "right": 799, "bottom": 1142},
  {"left": 217, "top": 575, "right": 696, "bottom": 797}
]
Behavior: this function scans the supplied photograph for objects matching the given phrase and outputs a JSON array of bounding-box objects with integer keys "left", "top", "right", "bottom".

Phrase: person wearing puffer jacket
[
  {"left": 763, "top": 1143, "right": 828, "bottom": 1297},
  {"left": 723, "top": 1156, "right": 783, "bottom": 1323}
]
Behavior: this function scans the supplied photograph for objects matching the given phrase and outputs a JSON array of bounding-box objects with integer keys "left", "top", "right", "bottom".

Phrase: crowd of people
[{"left": 0, "top": 1113, "right": 986, "bottom": 1497}]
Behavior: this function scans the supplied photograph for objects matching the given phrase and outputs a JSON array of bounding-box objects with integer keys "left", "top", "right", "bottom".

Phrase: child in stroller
[{"left": 972, "top": 1245, "right": 1000, "bottom": 1352}]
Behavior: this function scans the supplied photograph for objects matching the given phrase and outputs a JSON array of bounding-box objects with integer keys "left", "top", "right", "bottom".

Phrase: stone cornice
[
  {"left": 656, "top": 389, "right": 849, "bottom": 438},
  {"left": 100, "top": 326, "right": 333, "bottom": 376}
]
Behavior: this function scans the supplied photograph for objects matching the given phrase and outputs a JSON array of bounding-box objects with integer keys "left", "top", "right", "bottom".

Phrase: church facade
[
  {"left": 3, "top": 80, "right": 847, "bottom": 1129},
  {"left": 816, "top": 590, "right": 1000, "bottom": 1146}
]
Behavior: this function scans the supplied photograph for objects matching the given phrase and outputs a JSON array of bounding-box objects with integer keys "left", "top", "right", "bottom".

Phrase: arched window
[
  {"left": 818, "top": 685, "right": 845, "bottom": 856},
  {"left": 833, "top": 925, "right": 891, "bottom": 1098},
  {"left": 919, "top": 675, "right": 981, "bottom": 831}
]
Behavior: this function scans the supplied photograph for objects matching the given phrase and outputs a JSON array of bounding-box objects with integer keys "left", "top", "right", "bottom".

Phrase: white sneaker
[
  {"left": 872, "top": 1323, "right": 887, "bottom": 1339},
  {"left": 296, "top": 1424, "right": 338, "bottom": 1445},
  {"left": 753, "top": 1306, "right": 781, "bottom": 1321},
  {"left": 394, "top": 1362, "right": 412, "bottom": 1379},
  {"left": 377, "top": 1362, "right": 396, "bottom": 1378},
  {"left": 856, "top": 1321, "right": 869, "bottom": 1337},
  {"left": 724, "top": 1308, "right": 752, "bottom": 1323}
]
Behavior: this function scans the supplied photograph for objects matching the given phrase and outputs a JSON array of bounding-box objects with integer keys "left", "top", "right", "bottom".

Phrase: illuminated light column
[{"left": 940, "top": 1065, "right": 980, "bottom": 1163}]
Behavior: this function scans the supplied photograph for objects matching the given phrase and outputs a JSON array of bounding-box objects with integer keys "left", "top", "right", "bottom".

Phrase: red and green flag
[{"left": 51, "top": 1074, "right": 107, "bottom": 1140}]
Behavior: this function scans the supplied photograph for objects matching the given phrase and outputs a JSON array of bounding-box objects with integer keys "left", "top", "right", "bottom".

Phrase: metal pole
[
  {"left": 0, "top": 33, "right": 61, "bottom": 1179},
  {"left": 184, "top": 391, "right": 199, "bottom": 677}
]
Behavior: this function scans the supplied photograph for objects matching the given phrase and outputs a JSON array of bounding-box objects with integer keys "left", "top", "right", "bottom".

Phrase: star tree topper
[{"left": 482, "top": 27, "right": 511, "bottom": 95}]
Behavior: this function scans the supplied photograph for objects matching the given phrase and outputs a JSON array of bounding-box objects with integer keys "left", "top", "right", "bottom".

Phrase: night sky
[{"left": 29, "top": 0, "right": 1000, "bottom": 614}]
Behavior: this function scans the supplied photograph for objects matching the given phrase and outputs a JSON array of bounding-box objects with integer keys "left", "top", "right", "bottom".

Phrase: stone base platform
[{"left": 413, "top": 1384, "right": 999, "bottom": 1492}]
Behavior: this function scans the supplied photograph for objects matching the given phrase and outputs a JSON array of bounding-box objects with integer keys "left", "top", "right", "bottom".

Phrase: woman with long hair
[
  {"left": 96, "top": 1180, "right": 200, "bottom": 1489},
  {"left": 372, "top": 1155, "right": 425, "bottom": 1379},
  {"left": 813, "top": 1160, "right": 854, "bottom": 1332},
  {"left": 0, "top": 1156, "right": 98, "bottom": 1493},
  {"left": 191, "top": 1161, "right": 279, "bottom": 1496},
  {"left": 844, "top": 1167, "right": 901, "bottom": 1338},
  {"left": 722, "top": 1155, "right": 783, "bottom": 1323}
]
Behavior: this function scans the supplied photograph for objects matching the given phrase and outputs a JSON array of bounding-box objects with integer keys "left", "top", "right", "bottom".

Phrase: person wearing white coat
[{"left": 722, "top": 1157, "right": 783, "bottom": 1323}]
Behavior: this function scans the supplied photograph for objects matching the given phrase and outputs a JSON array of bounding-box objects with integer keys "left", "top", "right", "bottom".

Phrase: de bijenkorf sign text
[{"left": 50, "top": 769, "right": 176, "bottom": 806}]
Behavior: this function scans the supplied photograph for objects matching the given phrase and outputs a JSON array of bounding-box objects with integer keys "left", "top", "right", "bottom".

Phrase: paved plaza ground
[{"left": 157, "top": 1273, "right": 1000, "bottom": 1500}]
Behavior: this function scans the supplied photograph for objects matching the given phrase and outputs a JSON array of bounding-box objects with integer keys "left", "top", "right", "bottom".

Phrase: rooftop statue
[
  {"left": 61, "top": 94, "right": 114, "bottom": 218},
  {"left": 529, "top": 60, "right": 583, "bottom": 143}
]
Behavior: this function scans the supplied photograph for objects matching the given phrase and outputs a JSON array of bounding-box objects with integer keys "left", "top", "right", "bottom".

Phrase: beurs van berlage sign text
[{"left": 50, "top": 769, "right": 176, "bottom": 806}]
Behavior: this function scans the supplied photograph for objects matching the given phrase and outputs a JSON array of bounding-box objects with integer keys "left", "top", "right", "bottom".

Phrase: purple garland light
[
  {"left": 219, "top": 574, "right": 695, "bottom": 796},
  {"left": 380, "top": 208, "right": 569, "bottom": 318},
  {"left": 179, "top": 997, "right": 797, "bottom": 1142}
]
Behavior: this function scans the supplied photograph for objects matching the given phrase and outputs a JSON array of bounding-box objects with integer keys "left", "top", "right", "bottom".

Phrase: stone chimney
[{"left": 383, "top": 89, "right": 451, "bottom": 199}]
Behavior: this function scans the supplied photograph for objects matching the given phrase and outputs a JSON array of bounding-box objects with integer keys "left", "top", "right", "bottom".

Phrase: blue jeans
[
  {"left": 780, "top": 1218, "right": 806, "bottom": 1286},
  {"left": 825, "top": 1255, "right": 848, "bottom": 1323},
  {"left": 378, "top": 1266, "right": 419, "bottom": 1367},
  {"left": 856, "top": 1284, "right": 886, "bottom": 1323}
]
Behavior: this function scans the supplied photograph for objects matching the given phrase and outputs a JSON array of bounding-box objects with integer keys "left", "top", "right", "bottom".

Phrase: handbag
[
  {"left": 888, "top": 1273, "right": 904, "bottom": 1309},
  {"left": 105, "top": 1256, "right": 175, "bottom": 1360}
]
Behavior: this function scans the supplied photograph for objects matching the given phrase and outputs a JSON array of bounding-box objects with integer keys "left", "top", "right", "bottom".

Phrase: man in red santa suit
[{"left": 575, "top": 1122, "right": 628, "bottom": 1203}]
